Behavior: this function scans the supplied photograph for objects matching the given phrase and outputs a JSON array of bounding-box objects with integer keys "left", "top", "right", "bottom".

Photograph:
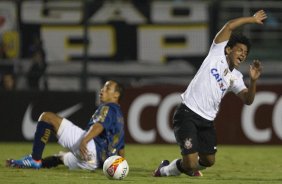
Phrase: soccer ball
[{"left": 103, "top": 155, "right": 129, "bottom": 180}]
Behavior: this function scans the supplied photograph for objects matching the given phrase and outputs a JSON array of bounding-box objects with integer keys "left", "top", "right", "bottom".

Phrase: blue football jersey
[{"left": 86, "top": 102, "right": 125, "bottom": 167}]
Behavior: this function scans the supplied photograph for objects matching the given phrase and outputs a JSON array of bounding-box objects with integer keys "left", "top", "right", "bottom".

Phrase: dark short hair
[
  {"left": 225, "top": 33, "right": 251, "bottom": 54},
  {"left": 111, "top": 80, "right": 124, "bottom": 101}
]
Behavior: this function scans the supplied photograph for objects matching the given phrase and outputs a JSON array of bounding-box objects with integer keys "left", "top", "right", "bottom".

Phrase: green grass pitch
[{"left": 0, "top": 143, "right": 282, "bottom": 184}]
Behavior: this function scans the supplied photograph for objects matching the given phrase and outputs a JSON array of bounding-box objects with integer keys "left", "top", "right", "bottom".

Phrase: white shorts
[{"left": 57, "top": 118, "right": 98, "bottom": 170}]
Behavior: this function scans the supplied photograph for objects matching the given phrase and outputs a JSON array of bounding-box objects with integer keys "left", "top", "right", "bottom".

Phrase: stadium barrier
[{"left": 0, "top": 84, "right": 282, "bottom": 144}]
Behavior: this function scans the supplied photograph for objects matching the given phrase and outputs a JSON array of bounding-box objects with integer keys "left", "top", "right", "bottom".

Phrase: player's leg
[
  {"left": 55, "top": 118, "right": 98, "bottom": 170},
  {"left": 198, "top": 153, "right": 215, "bottom": 168},
  {"left": 31, "top": 112, "right": 63, "bottom": 161},
  {"left": 180, "top": 153, "right": 205, "bottom": 176},
  {"left": 166, "top": 140, "right": 213, "bottom": 176},
  {"left": 6, "top": 112, "right": 63, "bottom": 168},
  {"left": 155, "top": 153, "right": 202, "bottom": 177},
  {"left": 154, "top": 103, "right": 202, "bottom": 177},
  {"left": 197, "top": 118, "right": 217, "bottom": 169},
  {"left": 42, "top": 117, "right": 98, "bottom": 170},
  {"left": 38, "top": 111, "right": 63, "bottom": 133},
  {"left": 42, "top": 151, "right": 64, "bottom": 168}
]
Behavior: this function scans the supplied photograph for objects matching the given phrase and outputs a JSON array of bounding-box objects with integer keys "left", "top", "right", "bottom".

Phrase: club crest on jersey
[
  {"left": 98, "top": 106, "right": 109, "bottom": 123},
  {"left": 211, "top": 68, "right": 226, "bottom": 93},
  {"left": 184, "top": 138, "right": 193, "bottom": 150}
]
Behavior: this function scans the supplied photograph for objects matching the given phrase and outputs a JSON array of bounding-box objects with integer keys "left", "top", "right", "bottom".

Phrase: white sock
[{"left": 160, "top": 159, "right": 181, "bottom": 176}]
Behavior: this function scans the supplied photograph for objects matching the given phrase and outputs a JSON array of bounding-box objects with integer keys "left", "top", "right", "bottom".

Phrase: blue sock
[{"left": 32, "top": 121, "right": 53, "bottom": 160}]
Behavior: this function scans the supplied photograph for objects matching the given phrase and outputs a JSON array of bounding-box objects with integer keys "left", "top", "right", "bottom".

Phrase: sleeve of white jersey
[
  {"left": 208, "top": 41, "right": 228, "bottom": 56},
  {"left": 231, "top": 74, "right": 247, "bottom": 94}
]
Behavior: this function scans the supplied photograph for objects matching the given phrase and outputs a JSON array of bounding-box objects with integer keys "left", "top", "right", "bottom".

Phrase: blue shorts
[{"left": 173, "top": 103, "right": 217, "bottom": 155}]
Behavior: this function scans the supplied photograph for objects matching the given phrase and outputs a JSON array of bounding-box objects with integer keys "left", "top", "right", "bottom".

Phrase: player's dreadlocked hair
[{"left": 225, "top": 33, "right": 252, "bottom": 55}]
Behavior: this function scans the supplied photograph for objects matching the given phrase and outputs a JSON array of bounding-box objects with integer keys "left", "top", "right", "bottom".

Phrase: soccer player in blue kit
[
  {"left": 153, "top": 10, "right": 267, "bottom": 177},
  {"left": 7, "top": 80, "right": 125, "bottom": 170}
]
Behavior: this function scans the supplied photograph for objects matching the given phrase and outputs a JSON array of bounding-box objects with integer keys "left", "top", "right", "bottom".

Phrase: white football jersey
[{"left": 181, "top": 41, "right": 247, "bottom": 121}]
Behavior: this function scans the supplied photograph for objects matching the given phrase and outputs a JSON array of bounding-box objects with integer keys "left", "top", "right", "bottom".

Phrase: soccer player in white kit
[{"left": 153, "top": 10, "right": 267, "bottom": 177}]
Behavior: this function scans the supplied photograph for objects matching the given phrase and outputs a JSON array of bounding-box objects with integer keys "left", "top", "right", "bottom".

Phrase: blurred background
[{"left": 0, "top": 0, "right": 281, "bottom": 144}]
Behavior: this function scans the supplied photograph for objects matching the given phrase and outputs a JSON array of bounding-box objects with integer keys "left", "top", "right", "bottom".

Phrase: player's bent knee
[
  {"left": 38, "top": 112, "right": 62, "bottom": 126},
  {"left": 205, "top": 160, "right": 215, "bottom": 167},
  {"left": 199, "top": 154, "right": 215, "bottom": 167},
  {"left": 39, "top": 112, "right": 53, "bottom": 122},
  {"left": 201, "top": 158, "right": 215, "bottom": 167}
]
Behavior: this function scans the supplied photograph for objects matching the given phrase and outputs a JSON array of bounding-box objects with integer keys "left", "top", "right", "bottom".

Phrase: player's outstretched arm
[
  {"left": 238, "top": 60, "right": 262, "bottom": 105},
  {"left": 214, "top": 10, "right": 267, "bottom": 44}
]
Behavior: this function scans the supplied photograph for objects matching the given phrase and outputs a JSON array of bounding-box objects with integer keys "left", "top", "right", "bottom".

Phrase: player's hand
[
  {"left": 253, "top": 10, "right": 267, "bottom": 24},
  {"left": 249, "top": 60, "right": 262, "bottom": 81},
  {"left": 79, "top": 140, "right": 89, "bottom": 161}
]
